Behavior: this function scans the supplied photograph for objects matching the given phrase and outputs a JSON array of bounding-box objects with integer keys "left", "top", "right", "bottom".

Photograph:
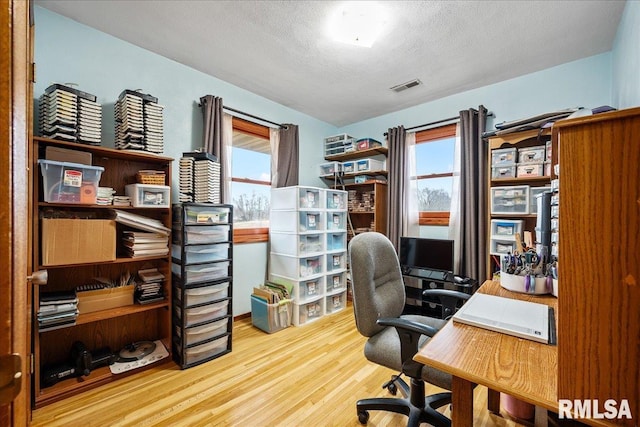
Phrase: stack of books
[
  {"left": 38, "top": 291, "right": 79, "bottom": 332},
  {"left": 136, "top": 268, "right": 165, "bottom": 304},
  {"left": 97, "top": 187, "right": 115, "bottom": 205},
  {"left": 122, "top": 231, "right": 169, "bottom": 257}
]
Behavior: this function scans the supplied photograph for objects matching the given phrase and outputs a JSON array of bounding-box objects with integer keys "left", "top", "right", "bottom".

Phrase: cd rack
[
  {"left": 38, "top": 83, "right": 102, "bottom": 145},
  {"left": 114, "top": 89, "right": 164, "bottom": 154}
]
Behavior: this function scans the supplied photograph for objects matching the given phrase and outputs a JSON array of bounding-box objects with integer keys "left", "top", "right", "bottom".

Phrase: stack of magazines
[
  {"left": 38, "top": 291, "right": 79, "bottom": 332},
  {"left": 122, "top": 231, "right": 169, "bottom": 257},
  {"left": 136, "top": 268, "right": 165, "bottom": 304}
]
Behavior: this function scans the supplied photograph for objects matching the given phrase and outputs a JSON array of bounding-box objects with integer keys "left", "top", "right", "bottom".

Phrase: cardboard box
[
  {"left": 77, "top": 285, "right": 134, "bottom": 314},
  {"left": 41, "top": 218, "right": 116, "bottom": 266},
  {"left": 45, "top": 146, "right": 92, "bottom": 165}
]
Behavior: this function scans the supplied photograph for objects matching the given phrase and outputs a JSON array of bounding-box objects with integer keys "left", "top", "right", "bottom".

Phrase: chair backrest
[{"left": 348, "top": 232, "right": 406, "bottom": 338}]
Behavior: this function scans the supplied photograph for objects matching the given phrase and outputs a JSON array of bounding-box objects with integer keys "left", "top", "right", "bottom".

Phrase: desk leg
[
  {"left": 452, "top": 376, "right": 474, "bottom": 426},
  {"left": 487, "top": 388, "right": 501, "bottom": 414},
  {"left": 534, "top": 406, "right": 548, "bottom": 427}
]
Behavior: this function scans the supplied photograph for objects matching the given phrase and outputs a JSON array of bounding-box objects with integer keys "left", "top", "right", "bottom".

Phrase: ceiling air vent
[{"left": 390, "top": 79, "right": 422, "bottom": 93}]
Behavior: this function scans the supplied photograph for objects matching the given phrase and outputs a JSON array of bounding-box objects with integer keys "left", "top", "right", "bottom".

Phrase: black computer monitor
[{"left": 399, "top": 237, "right": 454, "bottom": 274}]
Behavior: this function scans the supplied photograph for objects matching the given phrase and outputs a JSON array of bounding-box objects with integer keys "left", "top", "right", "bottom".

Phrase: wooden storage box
[{"left": 77, "top": 285, "right": 134, "bottom": 314}]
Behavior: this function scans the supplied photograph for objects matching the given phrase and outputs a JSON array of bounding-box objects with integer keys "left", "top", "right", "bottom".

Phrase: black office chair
[{"left": 348, "top": 232, "right": 470, "bottom": 427}]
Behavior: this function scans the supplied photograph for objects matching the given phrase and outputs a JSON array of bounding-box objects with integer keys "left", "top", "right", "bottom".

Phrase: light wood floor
[{"left": 31, "top": 304, "right": 529, "bottom": 427}]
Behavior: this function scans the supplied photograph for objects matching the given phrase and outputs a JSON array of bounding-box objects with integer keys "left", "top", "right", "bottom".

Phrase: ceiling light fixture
[
  {"left": 329, "top": 1, "right": 386, "bottom": 48},
  {"left": 390, "top": 79, "right": 422, "bottom": 93}
]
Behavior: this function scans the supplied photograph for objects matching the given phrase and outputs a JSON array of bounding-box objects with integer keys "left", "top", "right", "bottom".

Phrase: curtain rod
[
  {"left": 198, "top": 101, "right": 287, "bottom": 129},
  {"left": 383, "top": 111, "right": 494, "bottom": 136}
]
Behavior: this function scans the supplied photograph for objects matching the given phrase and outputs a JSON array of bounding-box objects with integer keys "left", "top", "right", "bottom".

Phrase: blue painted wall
[{"left": 612, "top": 0, "right": 640, "bottom": 108}]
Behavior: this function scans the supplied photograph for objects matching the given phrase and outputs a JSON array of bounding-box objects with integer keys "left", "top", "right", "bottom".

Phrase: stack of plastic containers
[
  {"left": 172, "top": 203, "right": 233, "bottom": 368},
  {"left": 269, "top": 186, "right": 348, "bottom": 326}
]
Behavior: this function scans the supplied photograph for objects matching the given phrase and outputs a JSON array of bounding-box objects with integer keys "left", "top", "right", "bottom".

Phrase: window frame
[
  {"left": 415, "top": 123, "right": 457, "bottom": 226},
  {"left": 231, "top": 117, "right": 271, "bottom": 244}
]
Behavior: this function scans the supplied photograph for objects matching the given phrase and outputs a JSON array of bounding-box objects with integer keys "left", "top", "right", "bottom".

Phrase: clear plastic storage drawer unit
[
  {"left": 492, "top": 165, "right": 517, "bottom": 179},
  {"left": 171, "top": 243, "right": 230, "bottom": 264},
  {"left": 172, "top": 261, "right": 230, "bottom": 285},
  {"left": 269, "top": 210, "right": 323, "bottom": 233},
  {"left": 318, "top": 162, "right": 342, "bottom": 177},
  {"left": 490, "top": 219, "right": 523, "bottom": 238},
  {"left": 174, "top": 299, "right": 230, "bottom": 327},
  {"left": 326, "top": 271, "right": 347, "bottom": 292},
  {"left": 326, "top": 252, "right": 347, "bottom": 272},
  {"left": 293, "top": 297, "right": 324, "bottom": 326},
  {"left": 177, "top": 334, "right": 229, "bottom": 365},
  {"left": 518, "top": 145, "right": 546, "bottom": 163},
  {"left": 269, "top": 232, "right": 324, "bottom": 256},
  {"left": 326, "top": 232, "right": 347, "bottom": 252},
  {"left": 516, "top": 163, "right": 546, "bottom": 177},
  {"left": 491, "top": 148, "right": 517, "bottom": 166},
  {"left": 174, "top": 225, "right": 231, "bottom": 245},
  {"left": 324, "top": 190, "right": 347, "bottom": 210},
  {"left": 270, "top": 274, "right": 325, "bottom": 302},
  {"left": 176, "top": 204, "right": 231, "bottom": 225},
  {"left": 269, "top": 253, "right": 324, "bottom": 279},
  {"left": 174, "top": 282, "right": 230, "bottom": 307},
  {"left": 271, "top": 186, "right": 321, "bottom": 210},
  {"left": 355, "top": 158, "right": 385, "bottom": 173},
  {"left": 125, "top": 184, "right": 170, "bottom": 208},
  {"left": 325, "top": 290, "right": 347, "bottom": 314},
  {"left": 175, "top": 317, "right": 228, "bottom": 346},
  {"left": 491, "top": 185, "right": 530, "bottom": 214},
  {"left": 326, "top": 211, "right": 347, "bottom": 231}
]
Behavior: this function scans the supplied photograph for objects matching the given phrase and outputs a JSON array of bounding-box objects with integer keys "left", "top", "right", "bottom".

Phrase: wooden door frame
[{"left": 0, "top": 0, "right": 31, "bottom": 424}]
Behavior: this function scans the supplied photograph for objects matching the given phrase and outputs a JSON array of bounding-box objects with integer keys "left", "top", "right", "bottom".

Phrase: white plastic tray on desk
[
  {"left": 269, "top": 210, "right": 324, "bottom": 233},
  {"left": 269, "top": 252, "right": 324, "bottom": 279},
  {"left": 269, "top": 232, "right": 324, "bottom": 256},
  {"left": 271, "top": 186, "right": 323, "bottom": 210}
]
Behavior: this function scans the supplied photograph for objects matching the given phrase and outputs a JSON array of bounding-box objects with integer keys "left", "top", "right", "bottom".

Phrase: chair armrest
[
  {"left": 422, "top": 289, "right": 471, "bottom": 301},
  {"left": 423, "top": 289, "right": 471, "bottom": 320},
  {"left": 377, "top": 317, "right": 439, "bottom": 338}
]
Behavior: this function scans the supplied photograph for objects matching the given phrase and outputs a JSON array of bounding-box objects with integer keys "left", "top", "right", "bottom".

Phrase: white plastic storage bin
[
  {"left": 172, "top": 261, "right": 230, "bottom": 284},
  {"left": 342, "top": 161, "right": 355, "bottom": 174},
  {"left": 326, "top": 232, "right": 347, "bottom": 252},
  {"left": 326, "top": 251, "right": 347, "bottom": 272},
  {"left": 529, "top": 187, "right": 551, "bottom": 214},
  {"left": 326, "top": 211, "right": 347, "bottom": 231},
  {"left": 319, "top": 162, "right": 342, "bottom": 177},
  {"left": 491, "top": 185, "right": 530, "bottom": 214},
  {"left": 38, "top": 159, "right": 104, "bottom": 204},
  {"left": 516, "top": 163, "right": 546, "bottom": 177},
  {"left": 325, "top": 189, "right": 347, "bottom": 210},
  {"left": 175, "top": 317, "right": 228, "bottom": 346},
  {"left": 174, "top": 282, "right": 230, "bottom": 307},
  {"left": 176, "top": 225, "right": 231, "bottom": 244},
  {"left": 355, "top": 158, "right": 385, "bottom": 173},
  {"left": 270, "top": 253, "right": 324, "bottom": 278},
  {"left": 325, "top": 290, "right": 347, "bottom": 314},
  {"left": 172, "top": 243, "right": 229, "bottom": 264},
  {"left": 491, "top": 148, "right": 517, "bottom": 166},
  {"left": 490, "top": 239, "right": 517, "bottom": 255},
  {"left": 125, "top": 184, "right": 171, "bottom": 208},
  {"left": 270, "top": 210, "right": 323, "bottom": 233},
  {"left": 271, "top": 186, "right": 321, "bottom": 210},
  {"left": 269, "top": 232, "right": 324, "bottom": 256},
  {"left": 176, "top": 204, "right": 231, "bottom": 225},
  {"left": 518, "top": 145, "right": 546, "bottom": 163},
  {"left": 490, "top": 220, "right": 523, "bottom": 238},
  {"left": 174, "top": 299, "right": 229, "bottom": 327},
  {"left": 324, "top": 134, "right": 355, "bottom": 157},
  {"left": 179, "top": 334, "right": 229, "bottom": 365},
  {"left": 270, "top": 274, "right": 325, "bottom": 302},
  {"left": 293, "top": 297, "right": 324, "bottom": 326},
  {"left": 492, "top": 165, "right": 517, "bottom": 179},
  {"left": 326, "top": 271, "right": 347, "bottom": 292}
]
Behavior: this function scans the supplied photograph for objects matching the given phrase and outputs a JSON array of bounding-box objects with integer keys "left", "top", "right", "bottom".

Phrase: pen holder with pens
[{"left": 499, "top": 251, "right": 557, "bottom": 295}]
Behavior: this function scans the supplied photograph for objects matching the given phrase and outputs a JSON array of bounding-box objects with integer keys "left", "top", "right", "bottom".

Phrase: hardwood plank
[{"left": 31, "top": 305, "right": 528, "bottom": 426}]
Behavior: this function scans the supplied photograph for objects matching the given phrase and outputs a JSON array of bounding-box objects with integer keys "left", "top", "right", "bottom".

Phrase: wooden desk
[{"left": 414, "top": 280, "right": 558, "bottom": 425}]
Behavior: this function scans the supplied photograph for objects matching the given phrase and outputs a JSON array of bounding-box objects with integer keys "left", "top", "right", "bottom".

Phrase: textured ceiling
[{"left": 35, "top": 0, "right": 626, "bottom": 127}]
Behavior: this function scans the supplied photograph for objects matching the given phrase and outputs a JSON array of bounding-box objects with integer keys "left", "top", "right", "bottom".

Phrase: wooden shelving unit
[{"left": 31, "top": 137, "right": 174, "bottom": 407}]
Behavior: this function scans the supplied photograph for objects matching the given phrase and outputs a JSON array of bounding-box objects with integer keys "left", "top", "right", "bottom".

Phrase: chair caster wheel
[
  {"left": 388, "top": 382, "right": 398, "bottom": 395},
  {"left": 358, "top": 410, "right": 369, "bottom": 424}
]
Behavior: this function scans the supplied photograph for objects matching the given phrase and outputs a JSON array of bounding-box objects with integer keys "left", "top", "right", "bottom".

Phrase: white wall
[{"left": 612, "top": 0, "right": 640, "bottom": 108}]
